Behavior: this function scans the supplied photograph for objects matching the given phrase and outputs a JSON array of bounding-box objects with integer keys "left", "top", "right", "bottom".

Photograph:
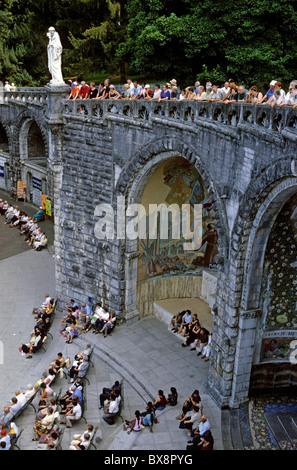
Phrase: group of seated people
[
  {"left": 170, "top": 310, "right": 212, "bottom": 361},
  {"left": 121, "top": 387, "right": 178, "bottom": 435},
  {"left": 177, "top": 389, "right": 213, "bottom": 451},
  {"left": 0, "top": 199, "right": 47, "bottom": 251},
  {"left": 2, "top": 345, "right": 94, "bottom": 449},
  {"left": 33, "top": 345, "right": 94, "bottom": 447},
  {"left": 0, "top": 349, "right": 64, "bottom": 449},
  {"left": 60, "top": 298, "right": 117, "bottom": 341},
  {"left": 19, "top": 294, "right": 55, "bottom": 358},
  {"left": 99, "top": 379, "right": 122, "bottom": 425},
  {"left": 65, "top": 76, "right": 297, "bottom": 108}
]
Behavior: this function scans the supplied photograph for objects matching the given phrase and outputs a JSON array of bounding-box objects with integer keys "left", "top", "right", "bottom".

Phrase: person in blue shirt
[
  {"left": 258, "top": 80, "right": 277, "bottom": 103},
  {"left": 72, "top": 385, "right": 83, "bottom": 404},
  {"left": 80, "top": 303, "right": 93, "bottom": 322},
  {"left": 131, "top": 80, "right": 142, "bottom": 100},
  {"left": 158, "top": 84, "right": 171, "bottom": 101},
  {"left": 177, "top": 310, "right": 192, "bottom": 335}
]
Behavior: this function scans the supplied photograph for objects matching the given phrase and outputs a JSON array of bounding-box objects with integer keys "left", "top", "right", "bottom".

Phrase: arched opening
[
  {"left": 0, "top": 122, "right": 9, "bottom": 152},
  {"left": 123, "top": 152, "right": 219, "bottom": 332},
  {"left": 20, "top": 119, "right": 47, "bottom": 167},
  {"left": 19, "top": 118, "right": 48, "bottom": 206},
  {"left": 250, "top": 189, "right": 297, "bottom": 392}
]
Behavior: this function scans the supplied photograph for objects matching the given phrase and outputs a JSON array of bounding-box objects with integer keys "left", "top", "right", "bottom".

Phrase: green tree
[
  {"left": 118, "top": 0, "right": 297, "bottom": 87},
  {"left": 61, "top": 0, "right": 127, "bottom": 80}
]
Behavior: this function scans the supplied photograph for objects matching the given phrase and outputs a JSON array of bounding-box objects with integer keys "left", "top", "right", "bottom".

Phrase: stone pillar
[
  {"left": 44, "top": 84, "right": 69, "bottom": 123},
  {"left": 124, "top": 251, "right": 140, "bottom": 325},
  {"left": 43, "top": 84, "right": 68, "bottom": 295},
  {"left": 229, "top": 309, "right": 261, "bottom": 409}
]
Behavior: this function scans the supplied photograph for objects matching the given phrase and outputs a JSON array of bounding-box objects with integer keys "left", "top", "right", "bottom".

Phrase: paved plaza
[{"left": 0, "top": 205, "right": 223, "bottom": 451}]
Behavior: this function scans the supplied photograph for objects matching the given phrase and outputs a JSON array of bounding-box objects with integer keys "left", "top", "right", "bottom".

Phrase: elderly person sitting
[
  {"left": 33, "top": 207, "right": 45, "bottom": 222},
  {"left": 32, "top": 407, "right": 59, "bottom": 441}
]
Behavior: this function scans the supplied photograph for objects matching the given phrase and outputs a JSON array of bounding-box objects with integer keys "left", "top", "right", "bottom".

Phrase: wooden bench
[
  {"left": 117, "top": 379, "right": 124, "bottom": 422},
  {"left": 55, "top": 425, "right": 65, "bottom": 450},
  {"left": 88, "top": 426, "right": 100, "bottom": 450},
  {"left": 79, "top": 346, "right": 94, "bottom": 386},
  {"left": 80, "top": 387, "right": 88, "bottom": 425},
  {"left": 6, "top": 386, "right": 40, "bottom": 427},
  {"left": 9, "top": 428, "right": 24, "bottom": 451}
]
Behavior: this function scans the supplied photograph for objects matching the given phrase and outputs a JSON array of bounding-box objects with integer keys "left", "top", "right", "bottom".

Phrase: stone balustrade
[
  {"left": 4, "top": 88, "right": 48, "bottom": 107},
  {"left": 62, "top": 98, "right": 297, "bottom": 134}
]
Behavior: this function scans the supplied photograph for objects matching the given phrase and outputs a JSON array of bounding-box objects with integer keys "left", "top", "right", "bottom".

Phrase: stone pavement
[
  {"left": 0, "top": 216, "right": 223, "bottom": 451},
  {"left": 0, "top": 189, "right": 55, "bottom": 251}
]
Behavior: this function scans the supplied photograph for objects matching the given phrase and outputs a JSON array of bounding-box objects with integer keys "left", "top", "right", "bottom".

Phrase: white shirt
[
  {"left": 16, "top": 394, "right": 26, "bottom": 407},
  {"left": 72, "top": 404, "right": 82, "bottom": 418},
  {"left": 24, "top": 388, "right": 35, "bottom": 400},
  {"left": 108, "top": 400, "right": 119, "bottom": 414},
  {"left": 100, "top": 311, "right": 109, "bottom": 321}
]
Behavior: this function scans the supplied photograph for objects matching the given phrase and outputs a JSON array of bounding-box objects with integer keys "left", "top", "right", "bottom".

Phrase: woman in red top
[{"left": 153, "top": 390, "right": 167, "bottom": 410}]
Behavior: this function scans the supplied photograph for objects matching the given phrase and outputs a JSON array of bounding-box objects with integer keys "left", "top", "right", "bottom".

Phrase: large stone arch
[
  {"left": 13, "top": 109, "right": 49, "bottom": 162},
  {"left": 0, "top": 118, "right": 12, "bottom": 153},
  {"left": 231, "top": 153, "right": 297, "bottom": 311},
  {"left": 208, "top": 153, "right": 297, "bottom": 408},
  {"left": 114, "top": 138, "right": 229, "bottom": 323},
  {"left": 10, "top": 110, "right": 50, "bottom": 201}
]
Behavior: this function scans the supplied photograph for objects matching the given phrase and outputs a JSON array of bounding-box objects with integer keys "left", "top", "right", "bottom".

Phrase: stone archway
[
  {"left": 15, "top": 113, "right": 49, "bottom": 205},
  {"left": 207, "top": 154, "right": 297, "bottom": 409},
  {"left": 115, "top": 139, "right": 229, "bottom": 325},
  {"left": 19, "top": 118, "right": 47, "bottom": 165},
  {"left": 0, "top": 122, "right": 9, "bottom": 152}
]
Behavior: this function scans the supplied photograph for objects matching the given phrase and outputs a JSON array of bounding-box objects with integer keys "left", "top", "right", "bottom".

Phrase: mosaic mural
[
  {"left": 137, "top": 157, "right": 217, "bottom": 282},
  {"left": 260, "top": 193, "right": 297, "bottom": 362}
]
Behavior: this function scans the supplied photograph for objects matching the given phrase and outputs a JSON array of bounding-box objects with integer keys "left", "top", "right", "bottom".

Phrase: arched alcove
[
  {"left": 19, "top": 118, "right": 47, "bottom": 167},
  {"left": 0, "top": 122, "right": 9, "bottom": 152},
  {"left": 119, "top": 147, "right": 225, "bottom": 326}
]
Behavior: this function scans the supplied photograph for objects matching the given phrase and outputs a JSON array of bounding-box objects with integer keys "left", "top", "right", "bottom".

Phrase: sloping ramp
[{"left": 264, "top": 412, "right": 297, "bottom": 449}]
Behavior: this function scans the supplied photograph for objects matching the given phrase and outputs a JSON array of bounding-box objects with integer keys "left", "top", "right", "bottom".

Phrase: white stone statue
[{"left": 47, "top": 27, "right": 64, "bottom": 85}]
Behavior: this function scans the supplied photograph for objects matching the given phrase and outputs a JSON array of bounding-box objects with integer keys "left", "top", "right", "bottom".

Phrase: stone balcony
[
  {"left": 62, "top": 98, "right": 297, "bottom": 137},
  {"left": 2, "top": 87, "right": 297, "bottom": 138},
  {"left": 3, "top": 88, "right": 48, "bottom": 107}
]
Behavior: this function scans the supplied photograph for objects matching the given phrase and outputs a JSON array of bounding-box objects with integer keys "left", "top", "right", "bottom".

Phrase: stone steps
[{"left": 221, "top": 403, "right": 254, "bottom": 450}]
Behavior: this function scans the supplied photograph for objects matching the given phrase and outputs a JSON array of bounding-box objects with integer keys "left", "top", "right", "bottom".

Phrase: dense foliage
[
  {"left": 118, "top": 0, "right": 297, "bottom": 87},
  {"left": 0, "top": 0, "right": 296, "bottom": 87}
]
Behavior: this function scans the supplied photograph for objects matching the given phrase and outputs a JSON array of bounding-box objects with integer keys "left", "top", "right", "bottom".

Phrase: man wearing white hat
[{"left": 258, "top": 80, "right": 277, "bottom": 103}]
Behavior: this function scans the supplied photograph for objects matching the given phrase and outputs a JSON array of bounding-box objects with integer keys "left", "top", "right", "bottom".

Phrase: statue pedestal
[{"left": 44, "top": 84, "right": 69, "bottom": 123}]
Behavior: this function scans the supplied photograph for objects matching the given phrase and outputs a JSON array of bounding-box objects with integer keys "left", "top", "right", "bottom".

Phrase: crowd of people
[
  {"left": 19, "top": 294, "right": 55, "bottom": 359},
  {"left": 59, "top": 299, "right": 117, "bottom": 342},
  {"left": 65, "top": 77, "right": 297, "bottom": 108},
  {"left": 0, "top": 290, "right": 214, "bottom": 450},
  {"left": 0, "top": 336, "right": 96, "bottom": 449},
  {"left": 0, "top": 200, "right": 47, "bottom": 251},
  {"left": 170, "top": 310, "right": 212, "bottom": 361},
  {"left": 122, "top": 386, "right": 213, "bottom": 450}
]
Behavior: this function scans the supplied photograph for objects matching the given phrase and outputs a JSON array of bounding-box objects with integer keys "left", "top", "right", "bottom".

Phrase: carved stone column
[
  {"left": 124, "top": 250, "right": 140, "bottom": 325},
  {"left": 228, "top": 308, "right": 261, "bottom": 409}
]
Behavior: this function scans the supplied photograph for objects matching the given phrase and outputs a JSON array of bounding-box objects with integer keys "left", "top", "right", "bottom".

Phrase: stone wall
[
  {"left": 1, "top": 92, "right": 297, "bottom": 408},
  {"left": 136, "top": 275, "right": 203, "bottom": 318}
]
